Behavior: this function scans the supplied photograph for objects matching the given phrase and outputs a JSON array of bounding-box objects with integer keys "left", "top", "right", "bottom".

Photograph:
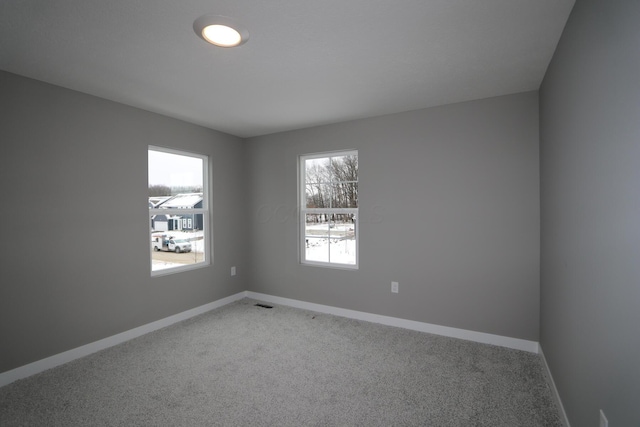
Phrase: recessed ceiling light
[{"left": 193, "top": 15, "right": 249, "bottom": 48}]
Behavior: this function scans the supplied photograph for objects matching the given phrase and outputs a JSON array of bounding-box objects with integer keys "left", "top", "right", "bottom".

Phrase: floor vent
[{"left": 254, "top": 303, "right": 273, "bottom": 309}]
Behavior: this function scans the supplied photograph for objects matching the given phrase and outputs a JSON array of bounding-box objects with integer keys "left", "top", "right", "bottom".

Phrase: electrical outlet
[
  {"left": 391, "top": 281, "right": 399, "bottom": 293},
  {"left": 231, "top": 266, "right": 236, "bottom": 276},
  {"left": 599, "top": 410, "right": 608, "bottom": 427}
]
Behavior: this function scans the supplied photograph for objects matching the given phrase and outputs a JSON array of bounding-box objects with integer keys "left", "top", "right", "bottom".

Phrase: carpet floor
[{"left": 0, "top": 298, "right": 562, "bottom": 426}]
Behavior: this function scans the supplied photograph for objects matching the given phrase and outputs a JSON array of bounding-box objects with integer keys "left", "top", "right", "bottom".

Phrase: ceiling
[{"left": 0, "top": 0, "right": 575, "bottom": 138}]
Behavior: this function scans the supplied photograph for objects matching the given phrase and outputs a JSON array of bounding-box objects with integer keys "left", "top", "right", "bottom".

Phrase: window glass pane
[
  {"left": 150, "top": 214, "right": 206, "bottom": 272},
  {"left": 331, "top": 182, "right": 358, "bottom": 208},
  {"left": 304, "top": 214, "right": 329, "bottom": 262},
  {"left": 305, "top": 158, "right": 331, "bottom": 184},
  {"left": 149, "top": 147, "right": 208, "bottom": 275},
  {"left": 300, "top": 151, "right": 358, "bottom": 269},
  {"left": 328, "top": 214, "right": 356, "bottom": 264},
  {"left": 329, "top": 234, "right": 356, "bottom": 265},
  {"left": 305, "top": 237, "right": 329, "bottom": 263},
  {"left": 329, "top": 154, "right": 358, "bottom": 184},
  {"left": 149, "top": 150, "right": 203, "bottom": 197},
  {"left": 305, "top": 214, "right": 330, "bottom": 238},
  {"left": 305, "top": 183, "right": 332, "bottom": 208}
]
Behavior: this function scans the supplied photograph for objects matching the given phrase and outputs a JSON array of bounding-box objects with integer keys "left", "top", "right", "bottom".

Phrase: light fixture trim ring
[{"left": 193, "top": 14, "right": 249, "bottom": 48}]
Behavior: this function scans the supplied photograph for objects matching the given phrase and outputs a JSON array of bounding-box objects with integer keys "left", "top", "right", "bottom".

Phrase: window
[
  {"left": 300, "top": 150, "right": 358, "bottom": 268},
  {"left": 148, "top": 146, "right": 210, "bottom": 275}
]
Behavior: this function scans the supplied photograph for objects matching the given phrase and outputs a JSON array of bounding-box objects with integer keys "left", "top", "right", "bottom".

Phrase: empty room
[{"left": 0, "top": 0, "right": 638, "bottom": 426}]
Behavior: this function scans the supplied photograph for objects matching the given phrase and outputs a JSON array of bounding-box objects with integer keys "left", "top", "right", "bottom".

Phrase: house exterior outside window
[{"left": 148, "top": 146, "right": 210, "bottom": 275}]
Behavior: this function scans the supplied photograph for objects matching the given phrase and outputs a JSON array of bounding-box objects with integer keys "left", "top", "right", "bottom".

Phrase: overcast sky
[{"left": 148, "top": 149, "right": 203, "bottom": 187}]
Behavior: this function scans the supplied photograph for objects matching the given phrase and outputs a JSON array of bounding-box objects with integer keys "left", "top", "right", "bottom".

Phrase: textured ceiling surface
[{"left": 0, "top": 0, "right": 574, "bottom": 138}]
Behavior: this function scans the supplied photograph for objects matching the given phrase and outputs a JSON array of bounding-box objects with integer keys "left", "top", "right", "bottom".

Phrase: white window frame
[
  {"left": 299, "top": 150, "right": 358, "bottom": 269},
  {"left": 149, "top": 146, "right": 211, "bottom": 276}
]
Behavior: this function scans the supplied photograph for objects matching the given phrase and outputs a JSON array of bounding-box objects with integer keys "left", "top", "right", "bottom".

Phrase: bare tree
[
  {"left": 305, "top": 155, "right": 358, "bottom": 224},
  {"left": 330, "top": 155, "right": 358, "bottom": 208},
  {"left": 149, "top": 185, "right": 171, "bottom": 197},
  {"left": 149, "top": 185, "right": 203, "bottom": 197}
]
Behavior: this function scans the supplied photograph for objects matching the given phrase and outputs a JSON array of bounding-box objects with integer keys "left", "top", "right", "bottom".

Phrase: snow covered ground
[
  {"left": 151, "top": 230, "right": 205, "bottom": 271},
  {"left": 304, "top": 222, "right": 356, "bottom": 265},
  {"left": 151, "top": 223, "right": 357, "bottom": 271},
  {"left": 152, "top": 260, "right": 182, "bottom": 271},
  {"left": 305, "top": 238, "right": 356, "bottom": 265}
]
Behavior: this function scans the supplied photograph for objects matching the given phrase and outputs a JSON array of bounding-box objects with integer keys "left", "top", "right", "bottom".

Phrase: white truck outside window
[{"left": 148, "top": 146, "right": 210, "bottom": 275}]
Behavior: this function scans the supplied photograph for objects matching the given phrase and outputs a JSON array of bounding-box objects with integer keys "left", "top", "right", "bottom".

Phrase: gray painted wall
[
  {"left": 539, "top": 0, "right": 640, "bottom": 426},
  {"left": 0, "top": 71, "right": 247, "bottom": 373},
  {"left": 246, "top": 92, "right": 540, "bottom": 341}
]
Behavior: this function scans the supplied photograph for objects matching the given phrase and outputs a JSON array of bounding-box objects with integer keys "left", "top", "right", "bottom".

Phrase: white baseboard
[
  {"left": 1, "top": 290, "right": 541, "bottom": 389},
  {"left": 539, "top": 346, "right": 571, "bottom": 427},
  {"left": 0, "top": 291, "right": 246, "bottom": 388},
  {"left": 246, "top": 291, "right": 539, "bottom": 353}
]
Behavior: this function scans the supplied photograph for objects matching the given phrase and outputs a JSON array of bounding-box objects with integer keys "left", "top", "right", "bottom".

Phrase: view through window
[
  {"left": 300, "top": 151, "right": 358, "bottom": 268},
  {"left": 148, "top": 147, "right": 209, "bottom": 274}
]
